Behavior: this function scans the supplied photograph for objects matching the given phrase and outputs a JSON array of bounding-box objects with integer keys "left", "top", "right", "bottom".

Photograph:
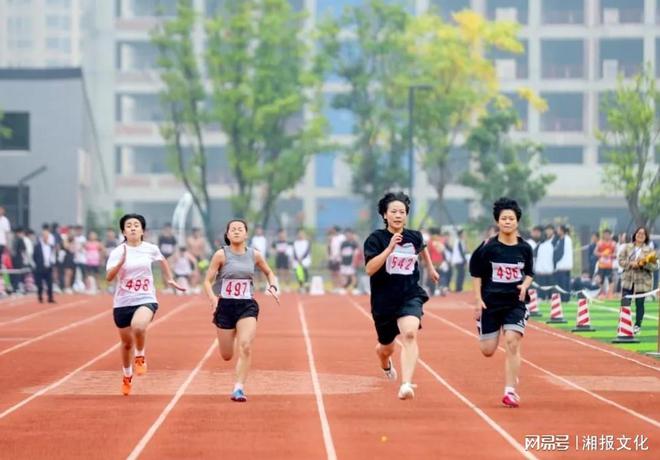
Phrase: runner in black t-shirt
[
  {"left": 364, "top": 192, "right": 439, "bottom": 400},
  {"left": 469, "top": 197, "right": 534, "bottom": 408}
]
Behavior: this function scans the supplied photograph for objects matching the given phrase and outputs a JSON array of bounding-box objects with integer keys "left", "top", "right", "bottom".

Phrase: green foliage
[
  {"left": 597, "top": 67, "right": 660, "bottom": 231},
  {"left": 0, "top": 107, "right": 11, "bottom": 140},
  {"left": 461, "top": 107, "right": 555, "bottom": 228}
]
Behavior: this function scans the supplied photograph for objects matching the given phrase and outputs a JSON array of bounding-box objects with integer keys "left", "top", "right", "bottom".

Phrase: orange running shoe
[
  {"left": 121, "top": 375, "right": 132, "bottom": 396},
  {"left": 134, "top": 356, "right": 147, "bottom": 376}
]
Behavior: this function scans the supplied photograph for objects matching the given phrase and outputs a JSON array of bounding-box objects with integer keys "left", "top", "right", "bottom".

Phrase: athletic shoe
[
  {"left": 502, "top": 391, "right": 520, "bottom": 408},
  {"left": 134, "top": 356, "right": 147, "bottom": 376},
  {"left": 397, "top": 382, "right": 416, "bottom": 400},
  {"left": 382, "top": 359, "right": 398, "bottom": 381},
  {"left": 121, "top": 376, "right": 132, "bottom": 396},
  {"left": 231, "top": 388, "right": 247, "bottom": 402},
  {"left": 633, "top": 325, "right": 641, "bottom": 335}
]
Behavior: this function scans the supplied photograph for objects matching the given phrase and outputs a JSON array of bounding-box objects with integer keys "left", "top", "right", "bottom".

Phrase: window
[
  {"left": 132, "top": 0, "right": 178, "bottom": 17},
  {"left": 116, "top": 42, "right": 159, "bottom": 71},
  {"left": 598, "top": 91, "right": 616, "bottom": 131},
  {"left": 599, "top": 39, "right": 643, "bottom": 78},
  {"left": 46, "top": 15, "right": 70, "bottom": 31},
  {"left": 541, "top": 93, "right": 583, "bottom": 132},
  {"left": 542, "top": 0, "right": 584, "bottom": 24},
  {"left": 601, "top": 0, "right": 643, "bottom": 24},
  {"left": 116, "top": 94, "right": 163, "bottom": 122},
  {"left": 502, "top": 92, "right": 529, "bottom": 130},
  {"left": 542, "top": 146, "right": 583, "bottom": 164},
  {"left": 541, "top": 40, "right": 584, "bottom": 79},
  {"left": 430, "top": 0, "right": 470, "bottom": 22},
  {"left": 487, "top": 0, "right": 529, "bottom": 25},
  {"left": 46, "top": 37, "right": 71, "bottom": 52},
  {"left": 490, "top": 39, "right": 528, "bottom": 79},
  {"left": 324, "top": 94, "right": 355, "bottom": 135},
  {"left": 315, "top": 152, "right": 336, "bottom": 187},
  {"left": 0, "top": 112, "right": 30, "bottom": 150}
]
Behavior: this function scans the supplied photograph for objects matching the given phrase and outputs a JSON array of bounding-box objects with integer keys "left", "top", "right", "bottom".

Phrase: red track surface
[{"left": 0, "top": 292, "right": 657, "bottom": 459}]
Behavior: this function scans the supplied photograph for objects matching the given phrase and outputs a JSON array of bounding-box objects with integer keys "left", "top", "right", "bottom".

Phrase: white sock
[
  {"left": 123, "top": 366, "right": 133, "bottom": 378},
  {"left": 233, "top": 383, "right": 244, "bottom": 392},
  {"left": 135, "top": 349, "right": 145, "bottom": 357},
  {"left": 505, "top": 386, "right": 516, "bottom": 395}
]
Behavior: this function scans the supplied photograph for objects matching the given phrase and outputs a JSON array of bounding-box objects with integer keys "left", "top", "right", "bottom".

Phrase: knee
[
  {"left": 504, "top": 335, "right": 521, "bottom": 353},
  {"left": 132, "top": 325, "right": 146, "bottom": 336},
  {"left": 480, "top": 346, "right": 496, "bottom": 357},
  {"left": 122, "top": 340, "right": 133, "bottom": 351},
  {"left": 220, "top": 352, "right": 233, "bottom": 361},
  {"left": 238, "top": 340, "right": 252, "bottom": 356},
  {"left": 401, "top": 330, "right": 417, "bottom": 343}
]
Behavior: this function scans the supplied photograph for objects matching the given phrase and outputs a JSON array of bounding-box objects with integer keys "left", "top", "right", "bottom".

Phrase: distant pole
[{"left": 407, "top": 85, "right": 432, "bottom": 226}]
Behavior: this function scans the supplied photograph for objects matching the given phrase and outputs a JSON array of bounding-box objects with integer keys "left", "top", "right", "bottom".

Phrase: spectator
[
  {"left": 72, "top": 225, "right": 87, "bottom": 292},
  {"left": 526, "top": 225, "right": 543, "bottom": 269},
  {"left": 451, "top": 229, "right": 468, "bottom": 292},
  {"left": 170, "top": 246, "right": 197, "bottom": 293},
  {"left": 595, "top": 229, "right": 617, "bottom": 299},
  {"left": 614, "top": 232, "right": 628, "bottom": 294},
  {"left": 272, "top": 229, "right": 292, "bottom": 291},
  {"left": 292, "top": 228, "right": 311, "bottom": 293},
  {"left": 426, "top": 228, "right": 444, "bottom": 296},
  {"left": 441, "top": 231, "right": 454, "bottom": 293},
  {"left": 0, "top": 206, "right": 11, "bottom": 268},
  {"left": 554, "top": 225, "right": 573, "bottom": 302},
  {"left": 339, "top": 229, "right": 359, "bottom": 294},
  {"left": 84, "top": 230, "right": 103, "bottom": 294},
  {"left": 157, "top": 223, "right": 177, "bottom": 260},
  {"left": 571, "top": 269, "right": 601, "bottom": 296},
  {"left": 535, "top": 224, "right": 556, "bottom": 300},
  {"left": 33, "top": 224, "right": 56, "bottom": 303},
  {"left": 251, "top": 226, "right": 269, "bottom": 289},
  {"left": 618, "top": 226, "right": 655, "bottom": 335},
  {"left": 10, "top": 227, "right": 27, "bottom": 293},
  {"left": 61, "top": 234, "right": 76, "bottom": 293},
  {"left": 586, "top": 231, "right": 599, "bottom": 277},
  {"left": 327, "top": 226, "right": 345, "bottom": 292}
]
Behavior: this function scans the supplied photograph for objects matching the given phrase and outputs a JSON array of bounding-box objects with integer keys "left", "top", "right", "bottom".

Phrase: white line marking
[
  {"left": 0, "top": 297, "right": 35, "bottom": 309},
  {"left": 0, "top": 300, "right": 195, "bottom": 420},
  {"left": 423, "top": 309, "right": 660, "bottom": 429},
  {"left": 298, "top": 301, "right": 337, "bottom": 460},
  {"left": 126, "top": 339, "right": 217, "bottom": 460},
  {"left": 0, "top": 310, "right": 110, "bottom": 357},
  {"left": 346, "top": 298, "right": 537, "bottom": 460},
  {"left": 0, "top": 299, "right": 90, "bottom": 327},
  {"left": 456, "top": 300, "right": 659, "bottom": 372}
]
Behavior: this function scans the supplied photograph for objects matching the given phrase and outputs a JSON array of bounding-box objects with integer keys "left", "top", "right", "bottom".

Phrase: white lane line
[
  {"left": 0, "top": 297, "right": 37, "bottom": 309},
  {"left": 0, "top": 300, "right": 196, "bottom": 420},
  {"left": 298, "top": 300, "right": 337, "bottom": 460},
  {"left": 126, "top": 339, "right": 217, "bottom": 460},
  {"left": 453, "top": 300, "right": 659, "bottom": 372},
  {"left": 0, "top": 299, "right": 90, "bottom": 327},
  {"left": 423, "top": 310, "right": 660, "bottom": 429},
  {"left": 347, "top": 298, "right": 537, "bottom": 460},
  {"left": 0, "top": 310, "right": 110, "bottom": 357}
]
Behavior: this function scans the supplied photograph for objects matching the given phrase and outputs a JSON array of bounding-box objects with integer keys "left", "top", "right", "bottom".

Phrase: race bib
[
  {"left": 221, "top": 279, "right": 252, "bottom": 299},
  {"left": 491, "top": 262, "right": 524, "bottom": 283},
  {"left": 386, "top": 251, "right": 417, "bottom": 275},
  {"left": 123, "top": 278, "right": 152, "bottom": 292}
]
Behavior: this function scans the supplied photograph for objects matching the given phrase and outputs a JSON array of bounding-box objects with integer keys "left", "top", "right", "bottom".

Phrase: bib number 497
[{"left": 221, "top": 279, "right": 251, "bottom": 299}]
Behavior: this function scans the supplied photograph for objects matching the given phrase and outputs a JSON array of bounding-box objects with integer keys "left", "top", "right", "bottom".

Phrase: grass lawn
[{"left": 532, "top": 298, "right": 659, "bottom": 356}]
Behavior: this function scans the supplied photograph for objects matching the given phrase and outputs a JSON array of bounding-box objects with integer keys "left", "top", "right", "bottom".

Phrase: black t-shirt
[
  {"left": 340, "top": 240, "right": 358, "bottom": 266},
  {"left": 469, "top": 236, "right": 534, "bottom": 311},
  {"left": 364, "top": 228, "right": 428, "bottom": 313},
  {"left": 158, "top": 235, "right": 177, "bottom": 259}
]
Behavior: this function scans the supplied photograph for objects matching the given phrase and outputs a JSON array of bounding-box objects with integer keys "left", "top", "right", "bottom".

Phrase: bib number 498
[{"left": 125, "top": 278, "right": 150, "bottom": 292}]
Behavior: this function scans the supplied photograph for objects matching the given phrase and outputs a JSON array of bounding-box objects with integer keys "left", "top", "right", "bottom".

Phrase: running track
[{"left": 0, "top": 293, "right": 657, "bottom": 459}]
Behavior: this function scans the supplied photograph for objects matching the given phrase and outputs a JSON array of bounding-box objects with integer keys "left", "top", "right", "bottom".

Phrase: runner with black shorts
[
  {"left": 469, "top": 198, "right": 534, "bottom": 408},
  {"left": 105, "top": 214, "right": 185, "bottom": 396},
  {"left": 204, "top": 219, "right": 279, "bottom": 402},
  {"left": 364, "top": 192, "right": 439, "bottom": 400}
]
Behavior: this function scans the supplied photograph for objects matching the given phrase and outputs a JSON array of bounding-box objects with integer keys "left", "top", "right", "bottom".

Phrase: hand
[
  {"left": 118, "top": 244, "right": 127, "bottom": 266},
  {"left": 387, "top": 233, "right": 403, "bottom": 251},
  {"left": 267, "top": 284, "right": 280, "bottom": 305},
  {"left": 473, "top": 298, "right": 486, "bottom": 320},
  {"left": 208, "top": 295, "right": 218, "bottom": 309},
  {"left": 429, "top": 269, "right": 440, "bottom": 284},
  {"left": 167, "top": 279, "right": 187, "bottom": 292},
  {"left": 517, "top": 284, "right": 528, "bottom": 302}
]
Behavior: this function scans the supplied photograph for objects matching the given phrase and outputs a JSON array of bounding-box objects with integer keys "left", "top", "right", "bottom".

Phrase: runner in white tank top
[
  {"left": 106, "top": 214, "right": 185, "bottom": 396},
  {"left": 203, "top": 219, "right": 279, "bottom": 402}
]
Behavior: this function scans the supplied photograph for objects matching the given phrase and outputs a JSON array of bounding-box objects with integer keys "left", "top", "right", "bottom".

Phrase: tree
[
  {"left": 152, "top": 1, "right": 214, "bottom": 246},
  {"left": 0, "top": 107, "right": 10, "bottom": 142},
  {"left": 402, "top": 11, "right": 527, "bottom": 223},
  {"left": 461, "top": 106, "right": 556, "bottom": 228},
  {"left": 318, "top": 0, "right": 411, "bottom": 220},
  {"left": 205, "top": 0, "right": 326, "bottom": 228},
  {"left": 597, "top": 67, "right": 660, "bottom": 231}
]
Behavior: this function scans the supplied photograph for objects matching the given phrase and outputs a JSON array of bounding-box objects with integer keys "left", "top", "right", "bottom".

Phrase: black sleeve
[
  {"left": 363, "top": 233, "right": 383, "bottom": 264},
  {"left": 413, "top": 231, "right": 426, "bottom": 254},
  {"left": 469, "top": 241, "right": 486, "bottom": 278},
  {"left": 524, "top": 243, "right": 535, "bottom": 278},
  {"left": 553, "top": 238, "right": 564, "bottom": 267}
]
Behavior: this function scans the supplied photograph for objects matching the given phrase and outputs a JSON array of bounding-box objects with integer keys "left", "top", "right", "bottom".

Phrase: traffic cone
[
  {"left": 611, "top": 306, "right": 640, "bottom": 343},
  {"left": 572, "top": 297, "right": 596, "bottom": 332},
  {"left": 526, "top": 289, "right": 542, "bottom": 317},
  {"left": 309, "top": 275, "right": 325, "bottom": 295},
  {"left": 546, "top": 292, "right": 567, "bottom": 323}
]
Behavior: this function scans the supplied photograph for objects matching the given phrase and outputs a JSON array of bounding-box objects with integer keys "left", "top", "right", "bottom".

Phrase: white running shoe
[
  {"left": 398, "top": 382, "right": 416, "bottom": 400},
  {"left": 382, "top": 359, "right": 397, "bottom": 381}
]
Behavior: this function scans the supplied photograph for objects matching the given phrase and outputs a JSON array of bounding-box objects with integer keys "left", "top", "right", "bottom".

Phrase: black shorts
[
  {"left": 113, "top": 303, "right": 159, "bottom": 328},
  {"left": 213, "top": 298, "right": 259, "bottom": 329},
  {"left": 372, "top": 296, "right": 425, "bottom": 345},
  {"left": 597, "top": 268, "right": 613, "bottom": 283},
  {"left": 477, "top": 305, "right": 528, "bottom": 341},
  {"left": 275, "top": 255, "right": 290, "bottom": 270},
  {"left": 85, "top": 265, "right": 100, "bottom": 275}
]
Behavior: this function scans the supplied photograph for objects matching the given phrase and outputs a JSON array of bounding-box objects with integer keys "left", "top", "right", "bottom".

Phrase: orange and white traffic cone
[
  {"left": 611, "top": 306, "right": 640, "bottom": 343},
  {"left": 572, "top": 297, "right": 596, "bottom": 332},
  {"left": 546, "top": 292, "right": 567, "bottom": 324},
  {"left": 526, "top": 289, "right": 542, "bottom": 317}
]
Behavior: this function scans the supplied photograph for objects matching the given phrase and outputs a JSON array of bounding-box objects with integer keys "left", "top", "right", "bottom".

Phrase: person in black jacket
[
  {"left": 33, "top": 224, "right": 56, "bottom": 303},
  {"left": 10, "top": 227, "right": 27, "bottom": 293}
]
